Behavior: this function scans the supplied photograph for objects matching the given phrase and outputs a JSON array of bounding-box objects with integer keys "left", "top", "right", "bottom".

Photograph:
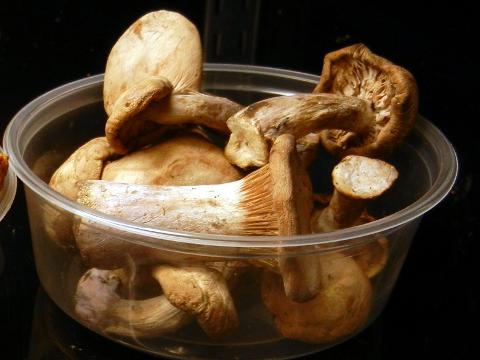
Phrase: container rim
[
  {"left": 0, "top": 146, "right": 17, "bottom": 222},
  {"left": 2, "top": 64, "right": 458, "bottom": 248}
]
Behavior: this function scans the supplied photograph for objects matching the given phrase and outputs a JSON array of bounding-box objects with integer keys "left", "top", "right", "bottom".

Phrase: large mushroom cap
[
  {"left": 315, "top": 43, "right": 418, "bottom": 158},
  {"left": 104, "top": 10, "right": 202, "bottom": 115},
  {"left": 262, "top": 254, "right": 372, "bottom": 344},
  {"left": 102, "top": 133, "right": 243, "bottom": 185}
]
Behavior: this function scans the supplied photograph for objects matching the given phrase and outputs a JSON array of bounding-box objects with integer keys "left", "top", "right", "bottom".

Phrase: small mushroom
[
  {"left": 261, "top": 254, "right": 372, "bottom": 344},
  {"left": 75, "top": 268, "right": 191, "bottom": 338},
  {"left": 224, "top": 93, "right": 374, "bottom": 169},
  {"left": 314, "top": 43, "right": 419, "bottom": 158},
  {"left": 312, "top": 155, "right": 398, "bottom": 231},
  {"left": 312, "top": 155, "right": 398, "bottom": 278},
  {"left": 152, "top": 265, "right": 239, "bottom": 338},
  {"left": 103, "top": 10, "right": 202, "bottom": 115}
]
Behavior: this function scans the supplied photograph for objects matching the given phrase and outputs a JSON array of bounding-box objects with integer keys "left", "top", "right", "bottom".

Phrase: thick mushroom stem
[
  {"left": 77, "top": 166, "right": 276, "bottom": 236},
  {"left": 312, "top": 155, "right": 398, "bottom": 232},
  {"left": 75, "top": 268, "right": 190, "bottom": 338},
  {"left": 224, "top": 93, "right": 375, "bottom": 169}
]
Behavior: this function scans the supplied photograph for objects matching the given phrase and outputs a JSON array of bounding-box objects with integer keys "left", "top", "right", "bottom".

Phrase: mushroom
[
  {"left": 73, "top": 135, "right": 314, "bottom": 284},
  {"left": 224, "top": 93, "right": 375, "bottom": 169},
  {"left": 151, "top": 265, "right": 239, "bottom": 338},
  {"left": 105, "top": 80, "right": 242, "bottom": 154},
  {"left": 75, "top": 265, "right": 239, "bottom": 339},
  {"left": 261, "top": 254, "right": 372, "bottom": 344},
  {"left": 47, "top": 137, "right": 117, "bottom": 247},
  {"left": 75, "top": 267, "right": 190, "bottom": 338},
  {"left": 103, "top": 10, "right": 242, "bottom": 154},
  {"left": 101, "top": 132, "right": 243, "bottom": 185},
  {"left": 103, "top": 10, "right": 202, "bottom": 115},
  {"left": 311, "top": 155, "right": 398, "bottom": 278},
  {"left": 314, "top": 43, "right": 419, "bottom": 158}
]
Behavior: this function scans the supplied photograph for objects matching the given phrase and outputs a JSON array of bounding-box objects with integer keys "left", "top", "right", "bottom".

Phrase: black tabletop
[{"left": 1, "top": 1, "right": 478, "bottom": 359}]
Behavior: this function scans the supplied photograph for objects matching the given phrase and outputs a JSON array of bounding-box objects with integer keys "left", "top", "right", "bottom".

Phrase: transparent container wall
[{"left": 6, "top": 66, "right": 455, "bottom": 359}]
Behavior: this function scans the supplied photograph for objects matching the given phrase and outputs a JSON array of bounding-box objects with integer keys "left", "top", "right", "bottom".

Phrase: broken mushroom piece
[
  {"left": 312, "top": 155, "right": 398, "bottom": 278},
  {"left": 312, "top": 155, "right": 398, "bottom": 232},
  {"left": 101, "top": 133, "right": 243, "bottom": 185},
  {"left": 224, "top": 93, "right": 374, "bottom": 169},
  {"left": 315, "top": 43, "right": 419, "bottom": 158},
  {"left": 105, "top": 83, "right": 242, "bottom": 154},
  {"left": 47, "top": 137, "right": 117, "bottom": 247},
  {"left": 261, "top": 254, "right": 372, "bottom": 344},
  {"left": 152, "top": 265, "right": 239, "bottom": 338},
  {"left": 103, "top": 10, "right": 202, "bottom": 115},
  {"left": 75, "top": 268, "right": 190, "bottom": 338}
]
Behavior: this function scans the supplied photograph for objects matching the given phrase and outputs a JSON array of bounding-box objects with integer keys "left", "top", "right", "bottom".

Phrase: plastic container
[
  {"left": 0, "top": 145, "right": 17, "bottom": 276},
  {"left": 3, "top": 64, "right": 457, "bottom": 359}
]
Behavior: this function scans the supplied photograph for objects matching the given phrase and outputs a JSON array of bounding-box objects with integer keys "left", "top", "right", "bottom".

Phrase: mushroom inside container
[{"left": 3, "top": 65, "right": 457, "bottom": 360}]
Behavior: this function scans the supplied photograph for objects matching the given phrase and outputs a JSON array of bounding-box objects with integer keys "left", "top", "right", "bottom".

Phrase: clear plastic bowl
[{"left": 3, "top": 64, "right": 457, "bottom": 359}]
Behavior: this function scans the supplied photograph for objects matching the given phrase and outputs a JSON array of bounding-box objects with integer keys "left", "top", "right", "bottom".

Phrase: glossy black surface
[{"left": 1, "top": 1, "right": 478, "bottom": 359}]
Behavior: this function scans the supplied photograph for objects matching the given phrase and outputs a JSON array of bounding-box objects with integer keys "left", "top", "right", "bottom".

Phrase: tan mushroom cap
[
  {"left": 152, "top": 265, "right": 239, "bottom": 338},
  {"left": 103, "top": 10, "right": 202, "bottom": 115},
  {"left": 261, "top": 254, "right": 372, "bottom": 344},
  {"left": 332, "top": 155, "right": 398, "bottom": 200},
  {"left": 225, "top": 93, "right": 374, "bottom": 169},
  {"left": 102, "top": 133, "right": 242, "bottom": 185},
  {"left": 315, "top": 43, "right": 419, "bottom": 158}
]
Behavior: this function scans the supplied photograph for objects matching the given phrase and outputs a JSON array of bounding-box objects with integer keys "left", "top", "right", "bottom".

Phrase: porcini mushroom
[
  {"left": 261, "top": 254, "right": 372, "bottom": 344},
  {"left": 314, "top": 43, "right": 419, "bottom": 158},
  {"left": 312, "top": 155, "right": 398, "bottom": 278},
  {"left": 224, "top": 93, "right": 374, "bottom": 169}
]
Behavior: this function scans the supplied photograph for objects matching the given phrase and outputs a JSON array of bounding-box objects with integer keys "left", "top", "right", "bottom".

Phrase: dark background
[{"left": 0, "top": 0, "right": 478, "bottom": 359}]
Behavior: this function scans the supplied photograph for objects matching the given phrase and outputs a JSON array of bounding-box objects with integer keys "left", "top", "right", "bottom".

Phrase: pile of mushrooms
[{"left": 46, "top": 10, "right": 418, "bottom": 344}]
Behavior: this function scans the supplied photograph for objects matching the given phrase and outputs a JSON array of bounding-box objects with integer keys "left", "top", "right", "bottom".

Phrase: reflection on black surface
[{"left": 28, "top": 287, "right": 387, "bottom": 360}]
